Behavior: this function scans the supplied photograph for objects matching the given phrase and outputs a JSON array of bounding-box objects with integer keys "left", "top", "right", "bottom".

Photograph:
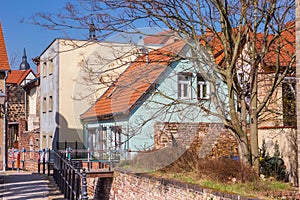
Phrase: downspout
[
  {"left": 24, "top": 87, "right": 27, "bottom": 119},
  {"left": 3, "top": 70, "right": 8, "bottom": 171}
]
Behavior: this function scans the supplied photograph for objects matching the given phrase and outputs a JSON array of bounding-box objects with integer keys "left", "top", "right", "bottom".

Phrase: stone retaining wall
[{"left": 108, "top": 169, "right": 257, "bottom": 200}]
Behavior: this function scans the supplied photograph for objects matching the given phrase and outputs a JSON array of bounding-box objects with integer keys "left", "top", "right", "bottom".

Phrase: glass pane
[
  {"left": 203, "top": 84, "right": 207, "bottom": 97},
  {"left": 183, "top": 84, "right": 188, "bottom": 97}
]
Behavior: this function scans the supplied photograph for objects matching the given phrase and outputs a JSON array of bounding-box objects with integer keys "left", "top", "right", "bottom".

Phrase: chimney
[{"left": 89, "top": 23, "right": 96, "bottom": 40}]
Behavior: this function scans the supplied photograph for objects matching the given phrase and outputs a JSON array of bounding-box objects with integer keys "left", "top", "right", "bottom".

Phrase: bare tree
[{"left": 30, "top": 0, "right": 296, "bottom": 172}]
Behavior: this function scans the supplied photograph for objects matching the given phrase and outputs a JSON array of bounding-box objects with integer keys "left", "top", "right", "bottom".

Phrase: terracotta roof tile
[
  {"left": 205, "top": 22, "right": 295, "bottom": 68},
  {"left": 81, "top": 40, "right": 186, "bottom": 120},
  {"left": 6, "top": 69, "right": 34, "bottom": 85},
  {"left": 0, "top": 22, "right": 10, "bottom": 71},
  {"left": 144, "top": 30, "right": 177, "bottom": 45}
]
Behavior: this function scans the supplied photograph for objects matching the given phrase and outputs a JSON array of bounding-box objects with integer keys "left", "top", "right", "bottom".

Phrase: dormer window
[
  {"left": 197, "top": 74, "right": 209, "bottom": 99},
  {"left": 178, "top": 73, "right": 192, "bottom": 99}
]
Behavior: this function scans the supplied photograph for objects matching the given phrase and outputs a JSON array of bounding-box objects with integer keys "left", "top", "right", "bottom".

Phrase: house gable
[
  {"left": 6, "top": 69, "right": 36, "bottom": 86},
  {"left": 80, "top": 40, "right": 187, "bottom": 121}
]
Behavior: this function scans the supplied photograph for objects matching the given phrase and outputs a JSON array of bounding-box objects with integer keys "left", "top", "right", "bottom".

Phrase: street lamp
[{"left": 0, "top": 90, "right": 7, "bottom": 171}]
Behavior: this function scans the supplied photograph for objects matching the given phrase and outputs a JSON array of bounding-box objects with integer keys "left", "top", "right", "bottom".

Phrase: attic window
[
  {"left": 178, "top": 72, "right": 192, "bottom": 100},
  {"left": 197, "top": 74, "right": 210, "bottom": 100}
]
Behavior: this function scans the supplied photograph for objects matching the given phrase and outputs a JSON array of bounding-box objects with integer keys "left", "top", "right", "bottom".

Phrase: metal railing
[
  {"left": 52, "top": 151, "right": 88, "bottom": 200},
  {"left": 8, "top": 148, "right": 121, "bottom": 200}
]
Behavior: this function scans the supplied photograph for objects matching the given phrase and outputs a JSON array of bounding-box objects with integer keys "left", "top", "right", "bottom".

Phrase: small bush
[{"left": 196, "top": 158, "right": 258, "bottom": 183}]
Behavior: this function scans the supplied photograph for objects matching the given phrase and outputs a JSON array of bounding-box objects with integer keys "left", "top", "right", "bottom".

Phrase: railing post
[
  {"left": 22, "top": 148, "right": 26, "bottom": 170},
  {"left": 87, "top": 148, "right": 91, "bottom": 171},
  {"left": 38, "top": 150, "right": 40, "bottom": 174},
  {"left": 81, "top": 168, "right": 88, "bottom": 200},
  {"left": 76, "top": 168, "right": 80, "bottom": 200},
  {"left": 42, "top": 149, "right": 46, "bottom": 174},
  {"left": 16, "top": 151, "right": 20, "bottom": 172},
  {"left": 75, "top": 141, "right": 78, "bottom": 158},
  {"left": 47, "top": 149, "right": 50, "bottom": 176},
  {"left": 12, "top": 148, "right": 15, "bottom": 171}
]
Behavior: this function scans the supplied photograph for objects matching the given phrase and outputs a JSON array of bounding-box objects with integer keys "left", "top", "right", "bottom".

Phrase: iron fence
[{"left": 52, "top": 151, "right": 88, "bottom": 200}]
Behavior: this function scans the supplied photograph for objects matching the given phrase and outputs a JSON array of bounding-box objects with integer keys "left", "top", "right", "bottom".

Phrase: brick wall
[
  {"left": 18, "top": 129, "right": 40, "bottom": 171},
  {"left": 7, "top": 128, "right": 40, "bottom": 171},
  {"left": 296, "top": 0, "right": 300, "bottom": 192},
  {"left": 109, "top": 169, "right": 256, "bottom": 200}
]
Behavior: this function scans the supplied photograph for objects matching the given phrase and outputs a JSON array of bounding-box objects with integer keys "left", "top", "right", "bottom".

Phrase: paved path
[{"left": 0, "top": 171, "right": 65, "bottom": 200}]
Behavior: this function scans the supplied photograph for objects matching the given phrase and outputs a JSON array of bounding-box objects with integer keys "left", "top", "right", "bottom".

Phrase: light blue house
[{"left": 80, "top": 40, "right": 226, "bottom": 161}]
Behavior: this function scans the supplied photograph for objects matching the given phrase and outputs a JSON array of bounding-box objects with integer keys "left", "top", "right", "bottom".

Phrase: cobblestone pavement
[{"left": 0, "top": 171, "right": 65, "bottom": 200}]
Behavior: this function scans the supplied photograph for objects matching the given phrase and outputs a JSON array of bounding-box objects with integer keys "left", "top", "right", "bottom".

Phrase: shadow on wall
[{"left": 53, "top": 112, "right": 84, "bottom": 150}]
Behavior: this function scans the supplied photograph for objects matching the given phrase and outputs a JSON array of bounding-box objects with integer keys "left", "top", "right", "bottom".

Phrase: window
[
  {"left": 197, "top": 74, "right": 209, "bottom": 99},
  {"left": 110, "top": 126, "right": 122, "bottom": 160},
  {"left": 178, "top": 73, "right": 192, "bottom": 99},
  {"left": 49, "top": 60, "right": 54, "bottom": 75},
  {"left": 282, "top": 82, "right": 296, "bottom": 126},
  {"left": 42, "top": 97, "right": 47, "bottom": 113},
  {"left": 42, "top": 132, "right": 47, "bottom": 149},
  {"left": 49, "top": 96, "right": 53, "bottom": 112},
  {"left": 42, "top": 62, "right": 47, "bottom": 78},
  {"left": 98, "top": 126, "right": 107, "bottom": 159}
]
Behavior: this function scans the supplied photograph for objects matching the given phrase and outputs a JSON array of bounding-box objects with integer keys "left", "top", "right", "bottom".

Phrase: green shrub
[{"left": 260, "top": 140, "right": 287, "bottom": 181}]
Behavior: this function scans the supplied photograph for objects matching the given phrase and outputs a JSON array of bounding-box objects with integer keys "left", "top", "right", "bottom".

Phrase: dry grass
[{"left": 118, "top": 146, "right": 297, "bottom": 199}]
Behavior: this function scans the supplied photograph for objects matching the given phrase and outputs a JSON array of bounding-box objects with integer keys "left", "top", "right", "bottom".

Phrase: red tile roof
[
  {"left": 261, "top": 21, "right": 295, "bottom": 67},
  {"left": 81, "top": 40, "right": 186, "bottom": 120},
  {"left": 204, "top": 22, "right": 295, "bottom": 68},
  {"left": 6, "top": 69, "right": 34, "bottom": 85},
  {"left": 144, "top": 30, "right": 177, "bottom": 45},
  {"left": 0, "top": 22, "right": 10, "bottom": 71}
]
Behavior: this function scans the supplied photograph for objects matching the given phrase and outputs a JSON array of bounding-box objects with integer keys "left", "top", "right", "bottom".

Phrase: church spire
[{"left": 19, "top": 48, "right": 30, "bottom": 70}]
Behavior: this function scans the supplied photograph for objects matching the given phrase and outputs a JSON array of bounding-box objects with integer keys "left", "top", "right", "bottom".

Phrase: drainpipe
[{"left": 3, "top": 70, "right": 8, "bottom": 171}]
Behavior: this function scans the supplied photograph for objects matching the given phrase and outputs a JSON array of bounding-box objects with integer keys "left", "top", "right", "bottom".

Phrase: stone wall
[
  {"left": 108, "top": 169, "right": 256, "bottom": 200},
  {"left": 7, "top": 84, "right": 26, "bottom": 122},
  {"left": 154, "top": 122, "right": 239, "bottom": 159}
]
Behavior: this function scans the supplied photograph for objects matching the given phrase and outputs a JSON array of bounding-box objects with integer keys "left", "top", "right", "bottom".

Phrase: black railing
[{"left": 52, "top": 151, "right": 88, "bottom": 200}]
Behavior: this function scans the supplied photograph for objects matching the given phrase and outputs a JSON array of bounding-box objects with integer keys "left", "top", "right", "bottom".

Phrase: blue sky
[
  {"left": 0, "top": 1, "right": 86, "bottom": 71},
  {"left": 0, "top": 1, "right": 164, "bottom": 71}
]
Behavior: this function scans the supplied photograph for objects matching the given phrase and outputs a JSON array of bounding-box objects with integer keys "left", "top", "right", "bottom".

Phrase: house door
[
  {"left": 8, "top": 124, "right": 19, "bottom": 149},
  {"left": 87, "top": 127, "right": 108, "bottom": 160}
]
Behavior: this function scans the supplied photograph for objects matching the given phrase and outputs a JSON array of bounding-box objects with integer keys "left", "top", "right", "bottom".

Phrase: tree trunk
[{"left": 250, "top": 68, "right": 259, "bottom": 174}]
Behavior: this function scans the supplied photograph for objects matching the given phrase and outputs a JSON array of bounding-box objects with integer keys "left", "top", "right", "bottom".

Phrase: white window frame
[
  {"left": 197, "top": 74, "right": 210, "bottom": 100},
  {"left": 178, "top": 73, "right": 192, "bottom": 100}
]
